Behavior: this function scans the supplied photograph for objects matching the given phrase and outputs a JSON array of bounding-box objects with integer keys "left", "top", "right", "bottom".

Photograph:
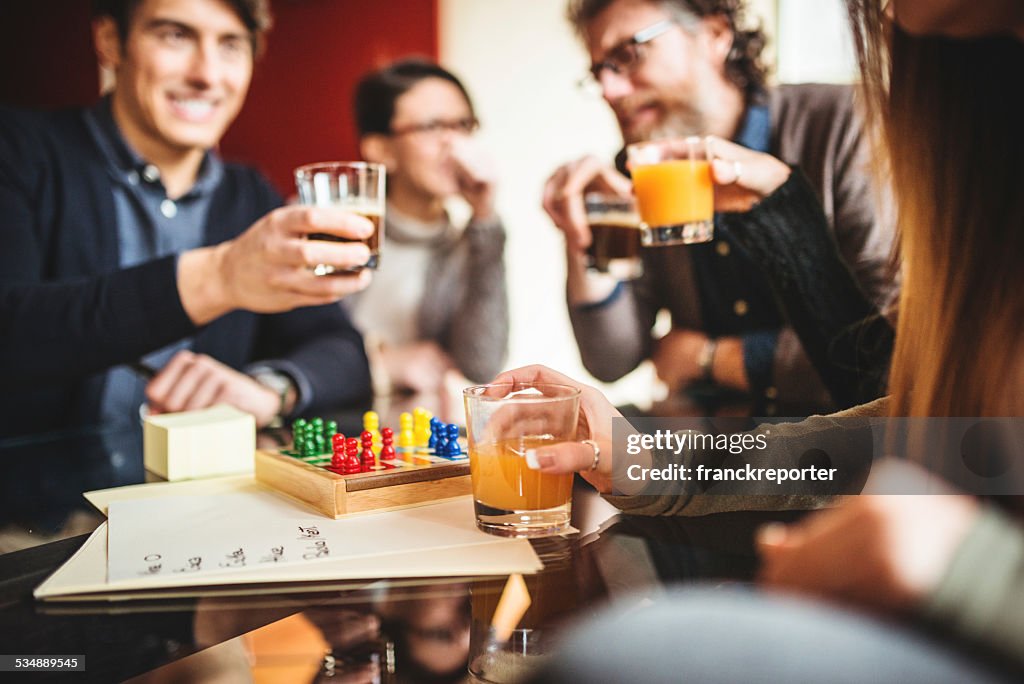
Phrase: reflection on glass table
[
  {"left": 0, "top": 425, "right": 145, "bottom": 554},
  {"left": 0, "top": 397, "right": 807, "bottom": 682}
]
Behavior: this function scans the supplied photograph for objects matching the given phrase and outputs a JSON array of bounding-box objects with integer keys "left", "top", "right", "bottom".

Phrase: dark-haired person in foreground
[
  {"left": 0, "top": 0, "right": 373, "bottom": 436},
  {"left": 348, "top": 59, "right": 508, "bottom": 395},
  {"left": 544, "top": 0, "right": 897, "bottom": 414}
]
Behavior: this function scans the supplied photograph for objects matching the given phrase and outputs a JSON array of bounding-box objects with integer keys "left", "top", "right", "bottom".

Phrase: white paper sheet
[
  {"left": 84, "top": 475, "right": 261, "bottom": 515},
  {"left": 105, "top": 493, "right": 520, "bottom": 584},
  {"left": 35, "top": 519, "right": 543, "bottom": 601}
]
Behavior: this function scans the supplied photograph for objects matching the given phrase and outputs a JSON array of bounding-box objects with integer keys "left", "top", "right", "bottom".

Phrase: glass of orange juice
[
  {"left": 628, "top": 136, "right": 714, "bottom": 246},
  {"left": 463, "top": 383, "right": 580, "bottom": 538}
]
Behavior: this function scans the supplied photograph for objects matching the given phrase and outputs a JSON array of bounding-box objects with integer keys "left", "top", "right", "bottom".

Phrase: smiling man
[
  {"left": 0, "top": 0, "right": 374, "bottom": 435},
  {"left": 544, "top": 0, "right": 897, "bottom": 415}
]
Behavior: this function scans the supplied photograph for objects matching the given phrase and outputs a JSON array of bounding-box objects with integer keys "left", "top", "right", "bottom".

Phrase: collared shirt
[
  {"left": 609, "top": 99, "right": 785, "bottom": 408},
  {"left": 84, "top": 97, "right": 222, "bottom": 426}
]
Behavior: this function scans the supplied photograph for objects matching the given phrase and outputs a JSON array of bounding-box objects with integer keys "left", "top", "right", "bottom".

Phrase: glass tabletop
[{"left": 0, "top": 404, "right": 800, "bottom": 682}]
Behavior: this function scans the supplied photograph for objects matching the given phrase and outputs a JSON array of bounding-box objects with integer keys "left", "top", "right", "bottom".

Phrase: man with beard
[{"left": 544, "top": 0, "right": 895, "bottom": 415}]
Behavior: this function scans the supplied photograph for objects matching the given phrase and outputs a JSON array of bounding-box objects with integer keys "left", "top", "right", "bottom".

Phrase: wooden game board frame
[{"left": 254, "top": 449, "right": 472, "bottom": 518}]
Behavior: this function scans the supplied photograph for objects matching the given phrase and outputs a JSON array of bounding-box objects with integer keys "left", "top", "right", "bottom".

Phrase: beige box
[{"left": 144, "top": 405, "right": 255, "bottom": 481}]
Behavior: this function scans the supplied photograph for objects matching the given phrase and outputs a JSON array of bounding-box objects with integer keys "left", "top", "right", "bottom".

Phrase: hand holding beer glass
[
  {"left": 294, "top": 162, "right": 385, "bottom": 275},
  {"left": 463, "top": 383, "right": 581, "bottom": 537},
  {"left": 583, "top": 193, "right": 644, "bottom": 280}
]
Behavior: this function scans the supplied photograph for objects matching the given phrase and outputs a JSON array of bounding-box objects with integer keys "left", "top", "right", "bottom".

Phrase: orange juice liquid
[
  {"left": 469, "top": 436, "right": 574, "bottom": 511},
  {"left": 632, "top": 159, "right": 713, "bottom": 227}
]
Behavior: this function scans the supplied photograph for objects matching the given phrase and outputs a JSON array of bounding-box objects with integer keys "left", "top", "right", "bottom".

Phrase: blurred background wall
[{"left": 0, "top": 0, "right": 855, "bottom": 405}]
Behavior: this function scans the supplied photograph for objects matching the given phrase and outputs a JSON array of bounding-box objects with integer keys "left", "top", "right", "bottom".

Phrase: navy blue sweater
[{"left": 0, "top": 106, "right": 371, "bottom": 436}]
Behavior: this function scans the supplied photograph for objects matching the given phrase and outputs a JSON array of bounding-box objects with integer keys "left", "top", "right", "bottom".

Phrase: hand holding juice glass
[
  {"left": 463, "top": 383, "right": 580, "bottom": 538},
  {"left": 628, "top": 136, "right": 714, "bottom": 246}
]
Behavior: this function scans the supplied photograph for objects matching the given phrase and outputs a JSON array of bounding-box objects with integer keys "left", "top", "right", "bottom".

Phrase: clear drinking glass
[
  {"left": 469, "top": 627, "right": 549, "bottom": 683},
  {"left": 463, "top": 383, "right": 580, "bottom": 538},
  {"left": 294, "top": 161, "right": 385, "bottom": 274},
  {"left": 628, "top": 136, "right": 714, "bottom": 246},
  {"left": 584, "top": 193, "right": 644, "bottom": 280}
]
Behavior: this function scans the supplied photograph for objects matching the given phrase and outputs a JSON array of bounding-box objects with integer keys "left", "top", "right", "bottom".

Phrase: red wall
[
  {"left": 0, "top": 3, "right": 98, "bottom": 109},
  {"left": 223, "top": 0, "right": 439, "bottom": 194},
  {"left": 0, "top": 0, "right": 438, "bottom": 196}
]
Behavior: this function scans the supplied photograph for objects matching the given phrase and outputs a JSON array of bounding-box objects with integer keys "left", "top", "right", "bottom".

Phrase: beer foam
[
  {"left": 589, "top": 211, "right": 642, "bottom": 228},
  {"left": 321, "top": 198, "right": 384, "bottom": 217}
]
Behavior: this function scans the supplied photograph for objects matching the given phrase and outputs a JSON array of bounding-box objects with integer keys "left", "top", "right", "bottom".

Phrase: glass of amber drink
[
  {"left": 463, "top": 383, "right": 580, "bottom": 538},
  {"left": 584, "top": 193, "right": 644, "bottom": 280},
  {"left": 294, "top": 161, "right": 385, "bottom": 274},
  {"left": 628, "top": 136, "right": 714, "bottom": 245}
]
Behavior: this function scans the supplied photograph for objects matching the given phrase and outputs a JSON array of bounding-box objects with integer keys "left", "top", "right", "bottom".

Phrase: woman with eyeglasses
[{"left": 348, "top": 58, "right": 508, "bottom": 397}]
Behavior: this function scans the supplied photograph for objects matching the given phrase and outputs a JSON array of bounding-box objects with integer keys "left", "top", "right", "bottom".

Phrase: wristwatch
[
  {"left": 697, "top": 337, "right": 718, "bottom": 383},
  {"left": 250, "top": 369, "right": 296, "bottom": 426}
]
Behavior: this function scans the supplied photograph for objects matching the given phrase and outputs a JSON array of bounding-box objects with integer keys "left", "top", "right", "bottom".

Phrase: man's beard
[{"left": 618, "top": 94, "right": 708, "bottom": 144}]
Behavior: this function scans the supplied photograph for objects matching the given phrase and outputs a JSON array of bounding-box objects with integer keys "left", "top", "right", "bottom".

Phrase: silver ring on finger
[
  {"left": 733, "top": 160, "right": 743, "bottom": 184},
  {"left": 582, "top": 439, "right": 601, "bottom": 471}
]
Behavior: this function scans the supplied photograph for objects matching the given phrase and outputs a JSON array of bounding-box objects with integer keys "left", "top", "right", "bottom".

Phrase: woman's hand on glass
[
  {"left": 488, "top": 365, "right": 621, "bottom": 493},
  {"left": 704, "top": 136, "right": 792, "bottom": 212}
]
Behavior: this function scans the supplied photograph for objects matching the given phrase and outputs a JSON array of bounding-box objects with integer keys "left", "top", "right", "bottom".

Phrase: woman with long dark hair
[{"left": 519, "top": 0, "right": 1024, "bottom": 679}]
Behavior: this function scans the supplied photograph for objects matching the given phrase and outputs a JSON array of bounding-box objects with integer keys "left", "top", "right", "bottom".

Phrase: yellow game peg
[
  {"left": 363, "top": 410, "right": 383, "bottom": 454},
  {"left": 413, "top": 407, "right": 433, "bottom": 449},
  {"left": 397, "top": 412, "right": 415, "bottom": 450}
]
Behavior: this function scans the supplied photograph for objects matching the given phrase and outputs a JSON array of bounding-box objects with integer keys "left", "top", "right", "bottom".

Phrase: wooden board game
[
  {"left": 255, "top": 447, "right": 471, "bottom": 518},
  {"left": 254, "top": 411, "right": 472, "bottom": 518}
]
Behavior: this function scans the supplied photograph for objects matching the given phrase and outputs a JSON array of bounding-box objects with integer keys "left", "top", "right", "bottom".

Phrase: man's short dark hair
[
  {"left": 92, "top": 0, "right": 272, "bottom": 55},
  {"left": 354, "top": 58, "right": 477, "bottom": 137},
  {"left": 567, "top": 0, "right": 769, "bottom": 96}
]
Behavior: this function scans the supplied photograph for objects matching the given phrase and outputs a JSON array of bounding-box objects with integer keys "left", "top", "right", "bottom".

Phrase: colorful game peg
[
  {"left": 339, "top": 437, "right": 359, "bottom": 474},
  {"left": 344, "top": 450, "right": 362, "bottom": 474},
  {"left": 445, "top": 423, "right": 462, "bottom": 457},
  {"left": 363, "top": 411, "right": 383, "bottom": 454},
  {"left": 428, "top": 417, "right": 443, "bottom": 453},
  {"left": 398, "top": 412, "right": 415, "bottom": 451},
  {"left": 360, "top": 445, "right": 376, "bottom": 469},
  {"left": 413, "top": 407, "right": 432, "bottom": 448},
  {"left": 291, "top": 418, "right": 307, "bottom": 450}
]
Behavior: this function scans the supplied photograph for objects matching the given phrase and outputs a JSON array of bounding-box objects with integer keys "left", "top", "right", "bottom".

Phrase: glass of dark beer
[
  {"left": 584, "top": 193, "right": 644, "bottom": 280},
  {"left": 294, "top": 162, "right": 385, "bottom": 275}
]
